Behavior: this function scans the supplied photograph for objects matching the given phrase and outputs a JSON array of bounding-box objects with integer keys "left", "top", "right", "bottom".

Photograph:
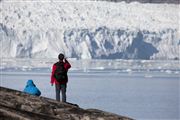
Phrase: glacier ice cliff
[
  {"left": 1, "top": 24, "right": 179, "bottom": 60},
  {"left": 0, "top": 1, "right": 179, "bottom": 60}
]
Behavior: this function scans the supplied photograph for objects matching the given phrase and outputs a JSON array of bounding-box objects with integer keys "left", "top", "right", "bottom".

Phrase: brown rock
[{"left": 0, "top": 87, "right": 133, "bottom": 120}]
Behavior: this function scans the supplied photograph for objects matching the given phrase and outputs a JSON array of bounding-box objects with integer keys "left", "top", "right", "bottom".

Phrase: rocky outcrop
[{"left": 0, "top": 87, "right": 133, "bottom": 120}]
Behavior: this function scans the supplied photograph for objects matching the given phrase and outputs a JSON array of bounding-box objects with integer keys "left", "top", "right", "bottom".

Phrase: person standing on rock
[{"left": 51, "top": 53, "right": 71, "bottom": 102}]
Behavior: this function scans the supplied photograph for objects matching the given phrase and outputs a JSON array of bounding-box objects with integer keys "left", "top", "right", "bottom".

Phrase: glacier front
[{"left": 0, "top": 1, "right": 179, "bottom": 60}]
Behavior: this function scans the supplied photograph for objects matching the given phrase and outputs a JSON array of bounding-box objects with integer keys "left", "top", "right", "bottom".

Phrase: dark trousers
[{"left": 55, "top": 84, "right": 66, "bottom": 102}]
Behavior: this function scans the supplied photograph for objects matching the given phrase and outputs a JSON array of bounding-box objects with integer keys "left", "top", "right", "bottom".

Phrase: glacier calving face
[
  {"left": 64, "top": 27, "right": 179, "bottom": 59},
  {"left": 0, "top": 1, "right": 179, "bottom": 59}
]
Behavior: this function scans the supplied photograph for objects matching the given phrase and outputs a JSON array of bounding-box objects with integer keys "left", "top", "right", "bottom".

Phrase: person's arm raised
[{"left": 64, "top": 58, "right": 71, "bottom": 70}]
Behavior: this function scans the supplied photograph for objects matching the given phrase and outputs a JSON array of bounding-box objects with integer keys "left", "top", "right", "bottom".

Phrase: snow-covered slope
[{"left": 0, "top": 0, "right": 179, "bottom": 59}]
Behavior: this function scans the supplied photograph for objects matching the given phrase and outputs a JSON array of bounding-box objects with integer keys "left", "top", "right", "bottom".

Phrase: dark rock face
[{"left": 0, "top": 87, "right": 133, "bottom": 120}]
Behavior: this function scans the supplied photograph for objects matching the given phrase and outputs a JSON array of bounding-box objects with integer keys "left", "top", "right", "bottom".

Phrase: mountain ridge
[{"left": 97, "top": 0, "right": 179, "bottom": 4}]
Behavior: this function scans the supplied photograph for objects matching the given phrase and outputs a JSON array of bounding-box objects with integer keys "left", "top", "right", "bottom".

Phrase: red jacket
[{"left": 51, "top": 59, "right": 71, "bottom": 85}]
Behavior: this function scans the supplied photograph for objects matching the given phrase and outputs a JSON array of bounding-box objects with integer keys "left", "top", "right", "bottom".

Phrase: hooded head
[
  {"left": 24, "top": 79, "right": 41, "bottom": 96},
  {"left": 27, "top": 79, "right": 35, "bottom": 86}
]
